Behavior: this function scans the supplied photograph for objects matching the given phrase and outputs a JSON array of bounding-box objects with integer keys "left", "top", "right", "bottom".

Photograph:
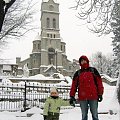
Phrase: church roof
[{"left": 42, "top": 0, "right": 58, "bottom": 3}]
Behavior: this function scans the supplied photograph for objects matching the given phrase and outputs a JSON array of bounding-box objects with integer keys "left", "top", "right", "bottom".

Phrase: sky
[
  {"left": 1, "top": 0, "right": 113, "bottom": 62},
  {"left": 0, "top": 77, "right": 120, "bottom": 120}
]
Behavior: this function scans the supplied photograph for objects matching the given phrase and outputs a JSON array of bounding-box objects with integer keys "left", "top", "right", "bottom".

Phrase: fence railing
[{"left": 0, "top": 81, "right": 71, "bottom": 112}]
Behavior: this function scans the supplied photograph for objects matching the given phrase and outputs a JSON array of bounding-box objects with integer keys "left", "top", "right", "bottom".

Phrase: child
[{"left": 43, "top": 87, "right": 70, "bottom": 120}]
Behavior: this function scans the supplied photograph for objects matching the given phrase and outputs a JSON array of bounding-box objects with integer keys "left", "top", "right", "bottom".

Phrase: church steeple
[
  {"left": 16, "top": 0, "right": 75, "bottom": 77},
  {"left": 41, "top": 0, "right": 60, "bottom": 38},
  {"left": 40, "top": 0, "right": 62, "bottom": 67}
]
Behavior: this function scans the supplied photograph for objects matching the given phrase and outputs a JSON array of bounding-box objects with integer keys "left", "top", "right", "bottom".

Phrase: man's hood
[{"left": 79, "top": 55, "right": 89, "bottom": 63}]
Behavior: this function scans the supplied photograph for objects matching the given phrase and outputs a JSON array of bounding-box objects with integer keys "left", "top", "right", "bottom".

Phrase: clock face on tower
[{"left": 49, "top": 5, "right": 54, "bottom": 11}]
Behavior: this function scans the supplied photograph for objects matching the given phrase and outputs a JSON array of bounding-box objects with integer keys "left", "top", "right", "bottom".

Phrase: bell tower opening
[{"left": 48, "top": 48, "right": 55, "bottom": 65}]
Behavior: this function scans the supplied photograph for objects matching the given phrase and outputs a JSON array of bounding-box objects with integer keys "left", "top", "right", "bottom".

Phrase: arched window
[
  {"left": 33, "top": 44, "right": 36, "bottom": 49},
  {"left": 46, "top": 18, "right": 50, "bottom": 28},
  {"left": 53, "top": 18, "right": 56, "bottom": 28},
  {"left": 38, "top": 44, "right": 40, "bottom": 49},
  {"left": 48, "top": 48, "right": 55, "bottom": 65}
]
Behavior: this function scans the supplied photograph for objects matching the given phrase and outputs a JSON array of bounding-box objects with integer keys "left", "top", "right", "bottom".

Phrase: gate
[{"left": 0, "top": 81, "right": 70, "bottom": 112}]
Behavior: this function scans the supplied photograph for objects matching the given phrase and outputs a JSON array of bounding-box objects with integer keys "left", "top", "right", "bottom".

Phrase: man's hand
[
  {"left": 98, "top": 95, "right": 103, "bottom": 102},
  {"left": 69, "top": 96, "right": 76, "bottom": 107}
]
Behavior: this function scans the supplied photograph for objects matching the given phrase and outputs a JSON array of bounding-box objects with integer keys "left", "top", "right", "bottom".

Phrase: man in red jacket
[{"left": 70, "top": 55, "right": 104, "bottom": 120}]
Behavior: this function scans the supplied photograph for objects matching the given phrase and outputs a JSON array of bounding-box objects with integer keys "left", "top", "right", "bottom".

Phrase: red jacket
[{"left": 70, "top": 56, "right": 104, "bottom": 100}]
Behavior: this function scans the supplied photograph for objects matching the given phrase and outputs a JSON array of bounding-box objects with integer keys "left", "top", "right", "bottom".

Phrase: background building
[
  {"left": 0, "top": 63, "right": 18, "bottom": 76},
  {"left": 16, "top": 0, "right": 79, "bottom": 77}
]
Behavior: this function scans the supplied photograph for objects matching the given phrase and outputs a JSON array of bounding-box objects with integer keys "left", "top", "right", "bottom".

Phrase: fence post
[{"left": 23, "top": 80, "right": 27, "bottom": 111}]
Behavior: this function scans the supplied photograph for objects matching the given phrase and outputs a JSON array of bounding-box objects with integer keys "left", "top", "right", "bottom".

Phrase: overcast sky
[{"left": 1, "top": 0, "right": 113, "bottom": 62}]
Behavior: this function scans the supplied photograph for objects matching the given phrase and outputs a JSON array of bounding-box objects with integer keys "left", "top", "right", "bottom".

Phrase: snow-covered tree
[
  {"left": 0, "top": 0, "right": 16, "bottom": 32},
  {"left": 0, "top": 0, "right": 37, "bottom": 41},
  {"left": 117, "top": 81, "right": 120, "bottom": 104},
  {"left": 116, "top": 69, "right": 120, "bottom": 105},
  {"left": 111, "top": 0, "right": 120, "bottom": 78},
  {"left": 90, "top": 52, "right": 113, "bottom": 76},
  {"left": 73, "top": 0, "right": 120, "bottom": 109},
  {"left": 111, "top": 1, "right": 120, "bottom": 109},
  {"left": 71, "top": 0, "right": 117, "bottom": 36}
]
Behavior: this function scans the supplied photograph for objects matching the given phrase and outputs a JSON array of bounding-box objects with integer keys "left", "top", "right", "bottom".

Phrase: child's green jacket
[{"left": 43, "top": 96, "right": 70, "bottom": 115}]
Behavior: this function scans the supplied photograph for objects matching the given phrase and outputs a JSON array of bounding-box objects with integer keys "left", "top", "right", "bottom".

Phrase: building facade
[
  {"left": 16, "top": 0, "right": 79, "bottom": 77},
  {"left": 0, "top": 64, "right": 18, "bottom": 76}
]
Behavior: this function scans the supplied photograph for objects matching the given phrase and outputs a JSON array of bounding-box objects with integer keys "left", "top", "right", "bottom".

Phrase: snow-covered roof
[
  {"left": 34, "top": 33, "right": 41, "bottom": 41},
  {"left": 0, "top": 59, "right": 16, "bottom": 64},
  {"left": 18, "top": 67, "right": 22, "bottom": 69},
  {"left": 56, "top": 81, "right": 68, "bottom": 85},
  {"left": 41, "top": 49, "right": 47, "bottom": 52},
  {"left": 29, "top": 74, "right": 46, "bottom": 79},
  {"left": 61, "top": 37, "right": 64, "bottom": 42},
  {"left": 101, "top": 74, "right": 117, "bottom": 82},
  {"left": 43, "top": 64, "right": 56, "bottom": 73},
  {"left": 52, "top": 73, "right": 65, "bottom": 79},
  {"left": 40, "top": 65, "right": 48, "bottom": 67},
  {"left": 65, "top": 76, "right": 72, "bottom": 85}
]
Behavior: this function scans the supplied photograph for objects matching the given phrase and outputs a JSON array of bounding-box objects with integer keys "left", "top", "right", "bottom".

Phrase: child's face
[{"left": 51, "top": 92, "right": 58, "bottom": 96}]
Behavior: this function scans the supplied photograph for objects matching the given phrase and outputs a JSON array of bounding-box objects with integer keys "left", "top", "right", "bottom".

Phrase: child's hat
[{"left": 50, "top": 87, "right": 58, "bottom": 93}]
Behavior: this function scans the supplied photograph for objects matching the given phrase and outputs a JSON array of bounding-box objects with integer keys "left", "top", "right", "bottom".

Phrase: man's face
[{"left": 80, "top": 59, "right": 87, "bottom": 65}]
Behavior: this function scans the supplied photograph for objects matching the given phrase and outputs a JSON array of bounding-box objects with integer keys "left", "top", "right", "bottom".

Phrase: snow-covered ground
[{"left": 0, "top": 82, "right": 119, "bottom": 120}]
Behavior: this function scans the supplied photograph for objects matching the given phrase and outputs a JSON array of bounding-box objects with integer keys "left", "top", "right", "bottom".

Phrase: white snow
[
  {"left": 0, "top": 75, "right": 119, "bottom": 120},
  {"left": 29, "top": 74, "right": 46, "bottom": 79}
]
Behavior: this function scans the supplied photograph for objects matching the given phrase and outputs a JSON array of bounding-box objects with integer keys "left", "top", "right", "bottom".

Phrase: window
[
  {"left": 54, "top": 34, "right": 55, "bottom": 38},
  {"left": 61, "top": 45, "right": 62, "bottom": 51},
  {"left": 38, "top": 44, "right": 40, "bottom": 49},
  {"left": 47, "top": 34, "right": 49, "bottom": 37},
  {"left": 48, "top": 48, "right": 55, "bottom": 65},
  {"left": 64, "top": 46, "right": 65, "bottom": 52},
  {"left": 34, "top": 59, "right": 36, "bottom": 64},
  {"left": 50, "top": 34, "right": 52, "bottom": 38},
  {"left": 33, "top": 44, "right": 36, "bottom": 49},
  {"left": 46, "top": 18, "right": 50, "bottom": 28},
  {"left": 53, "top": 18, "right": 56, "bottom": 28},
  {"left": 69, "top": 66, "right": 72, "bottom": 70}
]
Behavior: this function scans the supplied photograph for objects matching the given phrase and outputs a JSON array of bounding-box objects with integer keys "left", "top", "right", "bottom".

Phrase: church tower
[
  {"left": 40, "top": 0, "right": 67, "bottom": 75},
  {"left": 16, "top": 0, "right": 77, "bottom": 77}
]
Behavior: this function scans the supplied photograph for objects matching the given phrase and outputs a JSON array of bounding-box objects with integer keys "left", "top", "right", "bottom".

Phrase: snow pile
[{"left": 29, "top": 74, "right": 46, "bottom": 79}]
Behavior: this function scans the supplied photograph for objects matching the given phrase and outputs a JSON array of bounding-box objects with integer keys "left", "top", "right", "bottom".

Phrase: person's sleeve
[
  {"left": 60, "top": 98, "right": 70, "bottom": 106},
  {"left": 43, "top": 97, "right": 49, "bottom": 116},
  {"left": 70, "top": 71, "right": 79, "bottom": 97},
  {"left": 94, "top": 68, "right": 104, "bottom": 95}
]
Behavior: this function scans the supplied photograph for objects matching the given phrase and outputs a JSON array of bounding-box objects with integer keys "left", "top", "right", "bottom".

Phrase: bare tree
[
  {"left": 117, "top": 81, "right": 120, "bottom": 104},
  {"left": 90, "top": 52, "right": 113, "bottom": 76},
  {"left": 0, "top": 0, "right": 38, "bottom": 41},
  {"left": 71, "top": 0, "right": 117, "bottom": 36},
  {"left": 0, "top": 0, "right": 16, "bottom": 32}
]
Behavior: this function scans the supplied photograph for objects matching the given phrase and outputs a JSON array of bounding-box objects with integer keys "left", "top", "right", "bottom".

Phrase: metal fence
[{"left": 0, "top": 81, "right": 71, "bottom": 112}]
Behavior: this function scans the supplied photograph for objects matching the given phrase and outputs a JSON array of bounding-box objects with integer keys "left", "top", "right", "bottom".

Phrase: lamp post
[
  {"left": 55, "top": 51, "right": 57, "bottom": 73},
  {"left": 98, "top": 53, "right": 102, "bottom": 74},
  {"left": 23, "top": 80, "right": 27, "bottom": 111}
]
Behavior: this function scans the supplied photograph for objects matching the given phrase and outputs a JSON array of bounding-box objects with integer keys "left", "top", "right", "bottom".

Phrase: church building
[{"left": 16, "top": 0, "right": 79, "bottom": 77}]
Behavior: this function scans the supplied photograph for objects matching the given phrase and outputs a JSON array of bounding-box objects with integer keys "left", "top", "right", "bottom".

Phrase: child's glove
[
  {"left": 98, "top": 95, "right": 103, "bottom": 102},
  {"left": 43, "top": 115, "right": 47, "bottom": 120},
  {"left": 69, "top": 96, "right": 76, "bottom": 107}
]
